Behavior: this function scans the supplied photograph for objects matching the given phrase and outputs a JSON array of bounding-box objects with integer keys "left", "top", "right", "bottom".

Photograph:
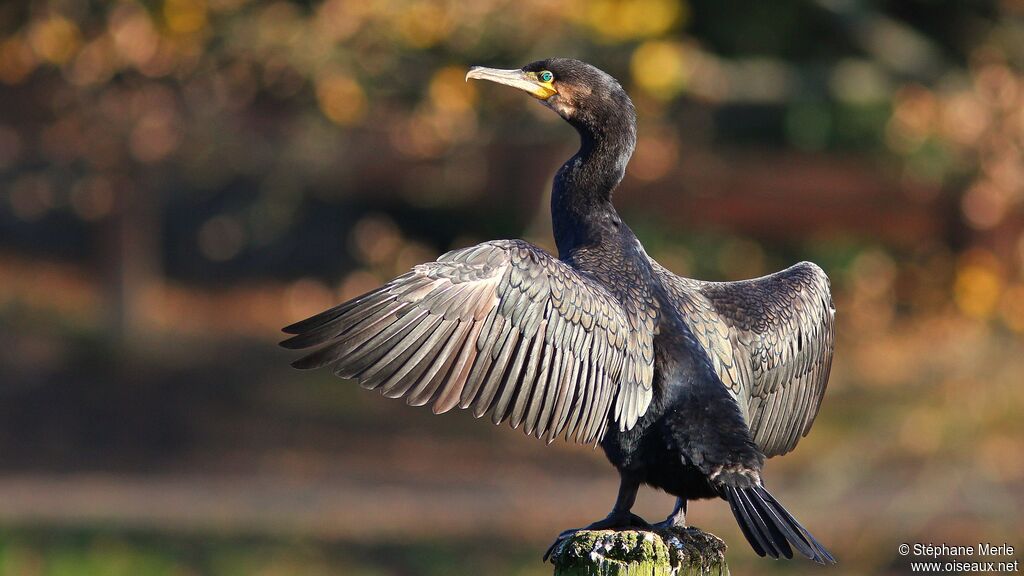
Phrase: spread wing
[
  {"left": 655, "top": 261, "right": 835, "bottom": 457},
  {"left": 283, "top": 240, "right": 655, "bottom": 444}
]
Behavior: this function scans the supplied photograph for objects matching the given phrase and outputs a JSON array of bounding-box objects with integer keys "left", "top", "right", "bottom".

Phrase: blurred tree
[{"left": 0, "top": 0, "right": 1020, "bottom": 334}]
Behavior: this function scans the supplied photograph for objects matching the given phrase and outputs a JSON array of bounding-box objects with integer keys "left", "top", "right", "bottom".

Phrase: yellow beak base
[{"left": 465, "top": 66, "right": 557, "bottom": 100}]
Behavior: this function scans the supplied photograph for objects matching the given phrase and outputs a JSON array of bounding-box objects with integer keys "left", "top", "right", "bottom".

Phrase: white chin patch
[{"left": 547, "top": 98, "right": 575, "bottom": 118}]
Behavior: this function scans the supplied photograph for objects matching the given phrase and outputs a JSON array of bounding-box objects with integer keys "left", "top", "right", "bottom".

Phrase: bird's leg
[
  {"left": 653, "top": 497, "right": 687, "bottom": 529},
  {"left": 543, "top": 475, "right": 651, "bottom": 561}
]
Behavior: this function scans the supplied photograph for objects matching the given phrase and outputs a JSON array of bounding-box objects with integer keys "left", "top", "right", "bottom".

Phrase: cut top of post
[{"left": 549, "top": 527, "right": 729, "bottom": 576}]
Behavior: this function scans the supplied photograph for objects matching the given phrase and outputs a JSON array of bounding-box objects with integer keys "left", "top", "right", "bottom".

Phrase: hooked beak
[{"left": 465, "top": 66, "right": 557, "bottom": 100}]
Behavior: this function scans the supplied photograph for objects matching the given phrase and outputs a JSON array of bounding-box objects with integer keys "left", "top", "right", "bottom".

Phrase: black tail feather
[
  {"left": 724, "top": 484, "right": 836, "bottom": 565},
  {"left": 739, "top": 487, "right": 793, "bottom": 559},
  {"left": 756, "top": 485, "right": 837, "bottom": 564},
  {"left": 726, "top": 486, "right": 770, "bottom": 557},
  {"left": 746, "top": 487, "right": 807, "bottom": 559}
]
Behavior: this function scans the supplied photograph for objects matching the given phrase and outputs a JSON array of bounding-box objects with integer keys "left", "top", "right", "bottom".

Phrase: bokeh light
[{"left": 0, "top": 1, "right": 1021, "bottom": 574}]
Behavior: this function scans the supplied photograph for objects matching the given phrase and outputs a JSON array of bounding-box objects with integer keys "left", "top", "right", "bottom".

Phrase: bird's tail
[{"left": 723, "top": 484, "right": 836, "bottom": 564}]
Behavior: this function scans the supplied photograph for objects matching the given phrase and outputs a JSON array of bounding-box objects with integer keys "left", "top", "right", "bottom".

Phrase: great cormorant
[{"left": 282, "top": 58, "right": 836, "bottom": 564}]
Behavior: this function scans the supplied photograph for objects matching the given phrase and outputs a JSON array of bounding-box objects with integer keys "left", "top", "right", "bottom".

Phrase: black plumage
[{"left": 282, "top": 58, "right": 836, "bottom": 564}]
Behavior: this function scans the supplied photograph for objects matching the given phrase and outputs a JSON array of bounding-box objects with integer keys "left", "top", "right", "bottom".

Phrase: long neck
[{"left": 551, "top": 111, "right": 637, "bottom": 258}]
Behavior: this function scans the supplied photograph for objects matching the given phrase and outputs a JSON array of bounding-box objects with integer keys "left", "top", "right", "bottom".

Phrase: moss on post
[{"left": 549, "top": 527, "right": 729, "bottom": 576}]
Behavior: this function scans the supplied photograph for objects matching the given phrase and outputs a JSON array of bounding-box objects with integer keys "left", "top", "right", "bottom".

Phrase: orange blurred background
[{"left": 0, "top": 0, "right": 1022, "bottom": 574}]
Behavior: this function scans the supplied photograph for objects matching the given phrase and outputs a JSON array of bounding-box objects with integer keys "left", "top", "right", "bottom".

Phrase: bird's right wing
[{"left": 282, "top": 239, "right": 655, "bottom": 444}]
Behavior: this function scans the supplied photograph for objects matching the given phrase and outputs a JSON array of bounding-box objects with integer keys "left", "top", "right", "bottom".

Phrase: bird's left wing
[
  {"left": 282, "top": 239, "right": 655, "bottom": 444},
  {"left": 654, "top": 261, "right": 835, "bottom": 457}
]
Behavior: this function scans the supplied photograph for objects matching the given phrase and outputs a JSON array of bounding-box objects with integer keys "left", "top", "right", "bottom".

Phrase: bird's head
[{"left": 466, "top": 58, "right": 635, "bottom": 139}]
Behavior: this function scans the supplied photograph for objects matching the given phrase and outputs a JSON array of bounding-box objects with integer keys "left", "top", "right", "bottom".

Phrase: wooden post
[{"left": 549, "top": 527, "right": 729, "bottom": 576}]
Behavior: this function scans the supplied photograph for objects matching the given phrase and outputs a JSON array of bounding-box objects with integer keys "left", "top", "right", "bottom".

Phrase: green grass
[{"left": 0, "top": 529, "right": 548, "bottom": 576}]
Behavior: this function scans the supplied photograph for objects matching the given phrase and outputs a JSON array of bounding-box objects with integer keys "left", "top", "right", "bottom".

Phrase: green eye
[{"left": 538, "top": 71, "right": 554, "bottom": 83}]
